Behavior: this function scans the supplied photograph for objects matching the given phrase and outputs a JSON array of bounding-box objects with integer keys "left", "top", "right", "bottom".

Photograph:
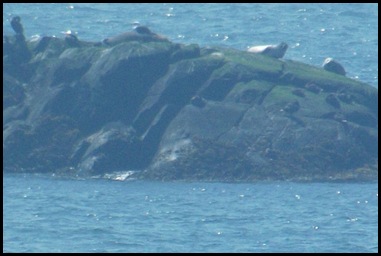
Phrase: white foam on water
[{"left": 103, "top": 170, "right": 136, "bottom": 181}]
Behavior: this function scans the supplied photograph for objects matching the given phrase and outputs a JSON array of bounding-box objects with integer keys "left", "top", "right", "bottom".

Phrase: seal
[
  {"left": 304, "top": 82, "right": 322, "bottom": 94},
  {"left": 281, "top": 100, "right": 300, "bottom": 114},
  {"left": 292, "top": 89, "right": 305, "bottom": 98},
  {"left": 65, "top": 33, "right": 80, "bottom": 47},
  {"left": 247, "top": 42, "right": 288, "bottom": 58},
  {"left": 32, "top": 36, "right": 52, "bottom": 53},
  {"left": 325, "top": 94, "right": 341, "bottom": 109},
  {"left": 322, "top": 58, "right": 346, "bottom": 76},
  {"left": 190, "top": 95, "right": 206, "bottom": 108},
  {"left": 103, "top": 26, "right": 168, "bottom": 46},
  {"left": 135, "top": 26, "right": 152, "bottom": 35}
]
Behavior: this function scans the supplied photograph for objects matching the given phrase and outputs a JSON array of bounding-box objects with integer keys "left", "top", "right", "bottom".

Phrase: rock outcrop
[{"left": 3, "top": 27, "right": 378, "bottom": 182}]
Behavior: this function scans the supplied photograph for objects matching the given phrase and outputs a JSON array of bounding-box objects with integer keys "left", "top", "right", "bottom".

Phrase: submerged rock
[{"left": 3, "top": 21, "right": 378, "bottom": 182}]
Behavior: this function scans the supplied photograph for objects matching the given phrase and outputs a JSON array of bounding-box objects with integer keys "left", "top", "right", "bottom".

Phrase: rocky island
[{"left": 3, "top": 17, "right": 378, "bottom": 182}]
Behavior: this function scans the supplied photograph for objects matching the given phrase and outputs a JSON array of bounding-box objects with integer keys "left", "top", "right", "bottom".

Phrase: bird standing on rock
[
  {"left": 8, "top": 15, "right": 31, "bottom": 62},
  {"left": 11, "top": 16, "right": 24, "bottom": 35}
]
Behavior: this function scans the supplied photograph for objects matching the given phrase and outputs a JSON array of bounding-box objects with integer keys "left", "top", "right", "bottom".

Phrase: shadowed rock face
[{"left": 3, "top": 29, "right": 378, "bottom": 182}]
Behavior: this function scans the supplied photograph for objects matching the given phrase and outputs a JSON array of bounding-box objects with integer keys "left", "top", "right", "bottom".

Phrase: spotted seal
[
  {"left": 102, "top": 26, "right": 169, "bottom": 46},
  {"left": 247, "top": 42, "right": 288, "bottom": 59},
  {"left": 322, "top": 58, "right": 346, "bottom": 76}
]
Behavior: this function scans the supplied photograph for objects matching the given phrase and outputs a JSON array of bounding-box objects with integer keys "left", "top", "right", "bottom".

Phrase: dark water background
[{"left": 3, "top": 3, "right": 378, "bottom": 252}]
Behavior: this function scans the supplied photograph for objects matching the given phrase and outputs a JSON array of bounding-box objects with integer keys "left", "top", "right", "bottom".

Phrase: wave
[{"left": 101, "top": 170, "right": 137, "bottom": 181}]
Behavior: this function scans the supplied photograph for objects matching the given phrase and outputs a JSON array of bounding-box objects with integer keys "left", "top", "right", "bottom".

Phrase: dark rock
[
  {"left": 73, "top": 123, "right": 142, "bottom": 175},
  {"left": 3, "top": 74, "right": 25, "bottom": 109},
  {"left": 345, "top": 111, "right": 377, "bottom": 128},
  {"left": 2, "top": 19, "right": 378, "bottom": 182},
  {"left": 198, "top": 62, "right": 255, "bottom": 101},
  {"left": 263, "top": 148, "right": 278, "bottom": 160},
  {"left": 320, "top": 112, "right": 345, "bottom": 123}
]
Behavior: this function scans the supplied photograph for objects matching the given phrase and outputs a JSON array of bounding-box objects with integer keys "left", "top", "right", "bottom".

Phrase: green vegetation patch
[
  {"left": 232, "top": 80, "right": 275, "bottom": 93},
  {"left": 262, "top": 85, "right": 299, "bottom": 105}
]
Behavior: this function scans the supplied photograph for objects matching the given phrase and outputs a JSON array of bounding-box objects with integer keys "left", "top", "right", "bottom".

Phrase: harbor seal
[
  {"left": 281, "top": 100, "right": 300, "bottom": 114},
  {"left": 248, "top": 42, "right": 288, "bottom": 58},
  {"left": 65, "top": 33, "right": 80, "bottom": 47},
  {"left": 103, "top": 26, "right": 169, "bottom": 46},
  {"left": 190, "top": 95, "right": 206, "bottom": 108},
  {"left": 325, "top": 94, "right": 341, "bottom": 109},
  {"left": 322, "top": 58, "right": 346, "bottom": 76}
]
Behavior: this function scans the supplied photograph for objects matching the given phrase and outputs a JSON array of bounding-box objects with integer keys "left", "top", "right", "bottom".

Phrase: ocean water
[
  {"left": 3, "top": 173, "right": 379, "bottom": 253},
  {"left": 2, "top": 3, "right": 379, "bottom": 253}
]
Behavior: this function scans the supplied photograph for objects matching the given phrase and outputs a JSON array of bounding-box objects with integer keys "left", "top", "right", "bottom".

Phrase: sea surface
[
  {"left": 2, "top": 3, "right": 379, "bottom": 253},
  {"left": 3, "top": 173, "right": 379, "bottom": 253}
]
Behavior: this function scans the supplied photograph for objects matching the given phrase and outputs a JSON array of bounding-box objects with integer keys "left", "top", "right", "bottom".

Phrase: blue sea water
[
  {"left": 2, "top": 3, "right": 379, "bottom": 253},
  {"left": 3, "top": 173, "right": 379, "bottom": 253}
]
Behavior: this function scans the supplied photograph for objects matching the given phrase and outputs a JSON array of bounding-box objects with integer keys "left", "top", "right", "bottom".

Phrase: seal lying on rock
[
  {"left": 247, "top": 42, "right": 288, "bottom": 58},
  {"left": 64, "top": 33, "right": 81, "bottom": 47},
  {"left": 322, "top": 58, "right": 346, "bottom": 76},
  {"left": 190, "top": 95, "right": 206, "bottom": 108},
  {"left": 102, "top": 26, "right": 169, "bottom": 46}
]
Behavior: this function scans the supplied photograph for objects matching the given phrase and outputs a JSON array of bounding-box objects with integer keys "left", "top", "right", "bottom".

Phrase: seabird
[{"left": 11, "top": 16, "right": 24, "bottom": 34}]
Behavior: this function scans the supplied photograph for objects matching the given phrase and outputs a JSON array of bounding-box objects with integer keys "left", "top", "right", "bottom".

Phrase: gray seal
[
  {"left": 103, "top": 26, "right": 169, "bottom": 46},
  {"left": 247, "top": 42, "right": 288, "bottom": 58},
  {"left": 322, "top": 58, "right": 346, "bottom": 76}
]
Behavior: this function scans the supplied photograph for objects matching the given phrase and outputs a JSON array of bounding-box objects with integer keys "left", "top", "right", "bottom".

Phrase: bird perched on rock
[
  {"left": 11, "top": 16, "right": 24, "bottom": 35},
  {"left": 8, "top": 15, "right": 31, "bottom": 62}
]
